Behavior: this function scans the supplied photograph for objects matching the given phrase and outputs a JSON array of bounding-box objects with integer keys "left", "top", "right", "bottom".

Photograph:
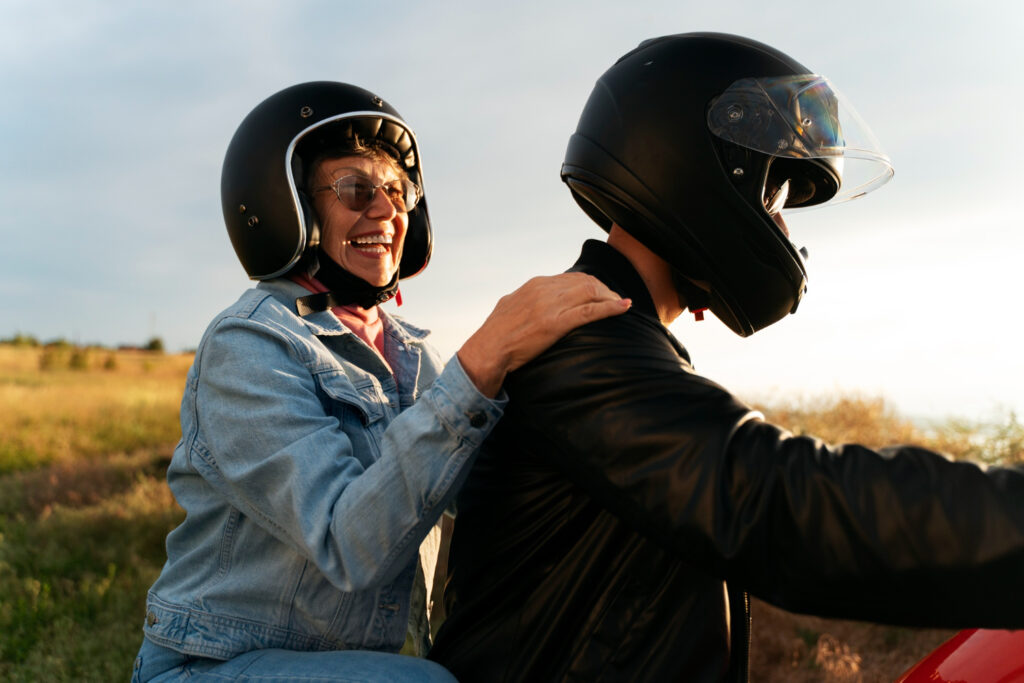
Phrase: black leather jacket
[{"left": 429, "top": 240, "right": 1024, "bottom": 682}]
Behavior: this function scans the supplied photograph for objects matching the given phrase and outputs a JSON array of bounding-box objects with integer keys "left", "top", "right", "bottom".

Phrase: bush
[
  {"left": 69, "top": 350, "right": 89, "bottom": 371},
  {"left": 932, "top": 411, "right": 1024, "bottom": 467},
  {"left": 759, "top": 395, "right": 1023, "bottom": 467},
  {"left": 3, "top": 335, "right": 39, "bottom": 348},
  {"left": 758, "top": 394, "right": 919, "bottom": 449},
  {"left": 38, "top": 348, "right": 64, "bottom": 372}
]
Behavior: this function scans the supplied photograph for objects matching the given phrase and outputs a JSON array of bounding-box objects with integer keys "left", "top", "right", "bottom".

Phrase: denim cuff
[{"left": 429, "top": 355, "right": 507, "bottom": 447}]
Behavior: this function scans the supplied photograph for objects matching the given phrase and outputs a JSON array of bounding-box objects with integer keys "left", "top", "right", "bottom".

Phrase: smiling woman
[{"left": 310, "top": 152, "right": 412, "bottom": 288}]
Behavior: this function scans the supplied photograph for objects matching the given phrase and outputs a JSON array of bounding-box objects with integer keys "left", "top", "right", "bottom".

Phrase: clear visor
[{"left": 708, "top": 74, "right": 893, "bottom": 207}]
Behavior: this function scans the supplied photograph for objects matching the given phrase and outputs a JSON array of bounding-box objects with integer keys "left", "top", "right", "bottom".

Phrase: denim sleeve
[{"left": 190, "top": 315, "right": 505, "bottom": 592}]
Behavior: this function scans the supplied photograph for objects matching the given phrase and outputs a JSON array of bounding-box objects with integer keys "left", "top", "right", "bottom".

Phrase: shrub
[
  {"left": 758, "top": 395, "right": 920, "bottom": 449},
  {"left": 932, "top": 412, "right": 1024, "bottom": 467},
  {"left": 37, "top": 348, "right": 63, "bottom": 371},
  {"left": 3, "top": 335, "right": 39, "bottom": 348},
  {"left": 69, "top": 350, "right": 89, "bottom": 371}
]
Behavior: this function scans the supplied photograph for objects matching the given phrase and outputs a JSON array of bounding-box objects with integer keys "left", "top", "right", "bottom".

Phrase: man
[{"left": 428, "top": 33, "right": 1024, "bottom": 682}]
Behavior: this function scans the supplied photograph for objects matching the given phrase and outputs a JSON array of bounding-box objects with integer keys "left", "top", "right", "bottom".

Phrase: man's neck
[{"left": 605, "top": 225, "right": 684, "bottom": 325}]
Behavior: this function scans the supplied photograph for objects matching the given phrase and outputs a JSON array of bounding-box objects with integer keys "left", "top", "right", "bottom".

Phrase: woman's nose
[{"left": 363, "top": 186, "right": 398, "bottom": 219}]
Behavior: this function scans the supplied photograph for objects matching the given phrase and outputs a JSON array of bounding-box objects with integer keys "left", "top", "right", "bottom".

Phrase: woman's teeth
[{"left": 346, "top": 235, "right": 392, "bottom": 252}]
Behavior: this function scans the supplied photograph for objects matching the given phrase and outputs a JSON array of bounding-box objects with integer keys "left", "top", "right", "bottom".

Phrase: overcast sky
[{"left": 3, "top": 1, "right": 1022, "bottom": 422}]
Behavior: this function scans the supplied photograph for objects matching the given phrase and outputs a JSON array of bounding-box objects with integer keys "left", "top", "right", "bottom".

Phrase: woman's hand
[{"left": 457, "top": 273, "right": 631, "bottom": 397}]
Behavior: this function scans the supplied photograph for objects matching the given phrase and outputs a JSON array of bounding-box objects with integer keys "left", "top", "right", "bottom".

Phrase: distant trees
[
  {"left": 3, "top": 333, "right": 40, "bottom": 347},
  {"left": 0, "top": 334, "right": 168, "bottom": 353},
  {"left": 1, "top": 334, "right": 171, "bottom": 372}
]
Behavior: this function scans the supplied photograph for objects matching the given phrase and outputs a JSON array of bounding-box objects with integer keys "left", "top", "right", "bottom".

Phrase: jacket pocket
[
  {"left": 317, "top": 371, "right": 385, "bottom": 423},
  {"left": 316, "top": 371, "right": 388, "bottom": 467}
]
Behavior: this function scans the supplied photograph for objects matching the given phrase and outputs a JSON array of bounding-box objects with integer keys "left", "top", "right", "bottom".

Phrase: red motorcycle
[{"left": 897, "top": 629, "right": 1024, "bottom": 682}]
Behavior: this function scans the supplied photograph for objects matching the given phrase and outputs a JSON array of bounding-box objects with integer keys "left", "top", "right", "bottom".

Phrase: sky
[{"left": 2, "top": 1, "right": 1023, "bottom": 423}]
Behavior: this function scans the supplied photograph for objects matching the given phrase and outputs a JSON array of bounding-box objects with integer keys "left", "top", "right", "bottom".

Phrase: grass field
[
  {"left": 0, "top": 342, "right": 1019, "bottom": 681},
  {"left": 0, "top": 344, "right": 189, "bottom": 681}
]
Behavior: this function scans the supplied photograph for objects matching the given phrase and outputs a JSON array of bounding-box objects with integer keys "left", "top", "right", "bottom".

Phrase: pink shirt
[{"left": 290, "top": 273, "right": 390, "bottom": 371}]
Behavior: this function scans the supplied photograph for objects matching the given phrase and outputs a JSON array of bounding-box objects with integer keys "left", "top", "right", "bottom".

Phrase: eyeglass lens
[{"left": 336, "top": 177, "right": 418, "bottom": 213}]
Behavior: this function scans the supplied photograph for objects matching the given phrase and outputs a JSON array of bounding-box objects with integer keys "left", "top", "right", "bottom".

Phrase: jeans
[{"left": 132, "top": 638, "right": 458, "bottom": 682}]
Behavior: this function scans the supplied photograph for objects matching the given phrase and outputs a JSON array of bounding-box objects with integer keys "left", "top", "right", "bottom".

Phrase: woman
[{"left": 132, "top": 82, "right": 628, "bottom": 682}]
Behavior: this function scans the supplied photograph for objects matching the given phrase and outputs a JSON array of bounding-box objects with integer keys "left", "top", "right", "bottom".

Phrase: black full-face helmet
[
  {"left": 221, "top": 81, "right": 431, "bottom": 285},
  {"left": 562, "top": 33, "right": 892, "bottom": 336}
]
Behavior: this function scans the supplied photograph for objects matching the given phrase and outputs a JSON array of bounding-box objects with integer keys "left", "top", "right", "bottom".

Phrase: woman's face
[{"left": 310, "top": 155, "right": 409, "bottom": 287}]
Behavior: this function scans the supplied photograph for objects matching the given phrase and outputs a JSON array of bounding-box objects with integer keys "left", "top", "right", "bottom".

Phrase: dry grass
[
  {"left": 749, "top": 600, "right": 954, "bottom": 682},
  {"left": 758, "top": 392, "right": 1023, "bottom": 465},
  {"left": 0, "top": 345, "right": 191, "bottom": 472},
  {"left": 758, "top": 395, "right": 921, "bottom": 449}
]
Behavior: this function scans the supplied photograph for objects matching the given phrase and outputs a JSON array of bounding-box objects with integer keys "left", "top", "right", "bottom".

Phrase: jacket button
[
  {"left": 146, "top": 610, "right": 159, "bottom": 627},
  {"left": 468, "top": 411, "right": 487, "bottom": 429}
]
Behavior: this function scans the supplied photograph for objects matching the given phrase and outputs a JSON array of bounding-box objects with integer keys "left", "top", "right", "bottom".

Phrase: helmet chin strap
[
  {"left": 671, "top": 269, "right": 711, "bottom": 322},
  {"left": 295, "top": 249, "right": 400, "bottom": 316}
]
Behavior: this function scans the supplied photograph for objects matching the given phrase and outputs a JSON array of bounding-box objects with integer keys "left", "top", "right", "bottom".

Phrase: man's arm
[{"left": 506, "top": 312, "right": 1024, "bottom": 628}]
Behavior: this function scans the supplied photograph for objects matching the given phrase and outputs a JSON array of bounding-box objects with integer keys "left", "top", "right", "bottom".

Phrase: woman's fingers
[
  {"left": 548, "top": 274, "right": 632, "bottom": 335},
  {"left": 458, "top": 274, "right": 630, "bottom": 397},
  {"left": 503, "top": 274, "right": 629, "bottom": 362}
]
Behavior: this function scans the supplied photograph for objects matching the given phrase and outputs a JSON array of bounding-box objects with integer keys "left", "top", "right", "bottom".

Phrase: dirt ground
[{"left": 749, "top": 598, "right": 956, "bottom": 682}]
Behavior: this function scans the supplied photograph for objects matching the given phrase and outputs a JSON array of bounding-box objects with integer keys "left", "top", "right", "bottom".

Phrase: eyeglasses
[{"left": 312, "top": 175, "right": 421, "bottom": 213}]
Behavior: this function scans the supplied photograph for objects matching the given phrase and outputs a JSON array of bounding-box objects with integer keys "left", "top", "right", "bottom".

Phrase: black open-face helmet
[
  {"left": 221, "top": 81, "right": 431, "bottom": 282},
  {"left": 562, "top": 33, "right": 892, "bottom": 336}
]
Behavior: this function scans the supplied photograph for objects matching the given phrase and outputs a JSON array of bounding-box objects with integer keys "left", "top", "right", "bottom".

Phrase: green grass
[
  {"left": 0, "top": 345, "right": 188, "bottom": 681},
  {"left": 0, "top": 451, "right": 183, "bottom": 681}
]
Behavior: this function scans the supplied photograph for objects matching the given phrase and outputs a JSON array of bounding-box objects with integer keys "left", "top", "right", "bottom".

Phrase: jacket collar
[
  {"left": 255, "top": 278, "right": 430, "bottom": 345},
  {"left": 569, "top": 240, "right": 659, "bottom": 319},
  {"left": 569, "top": 240, "right": 693, "bottom": 364}
]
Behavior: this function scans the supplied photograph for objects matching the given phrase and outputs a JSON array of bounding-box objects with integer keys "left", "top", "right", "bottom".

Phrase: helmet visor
[{"left": 708, "top": 74, "right": 893, "bottom": 207}]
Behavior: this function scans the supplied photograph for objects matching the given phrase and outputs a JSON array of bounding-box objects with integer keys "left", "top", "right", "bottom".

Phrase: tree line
[{"left": 1, "top": 333, "right": 166, "bottom": 353}]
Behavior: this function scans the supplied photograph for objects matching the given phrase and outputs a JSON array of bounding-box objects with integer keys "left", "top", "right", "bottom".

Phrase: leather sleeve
[{"left": 505, "top": 312, "right": 1024, "bottom": 628}]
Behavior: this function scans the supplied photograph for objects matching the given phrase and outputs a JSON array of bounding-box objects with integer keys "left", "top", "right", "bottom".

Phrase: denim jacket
[{"left": 143, "top": 278, "right": 504, "bottom": 660}]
